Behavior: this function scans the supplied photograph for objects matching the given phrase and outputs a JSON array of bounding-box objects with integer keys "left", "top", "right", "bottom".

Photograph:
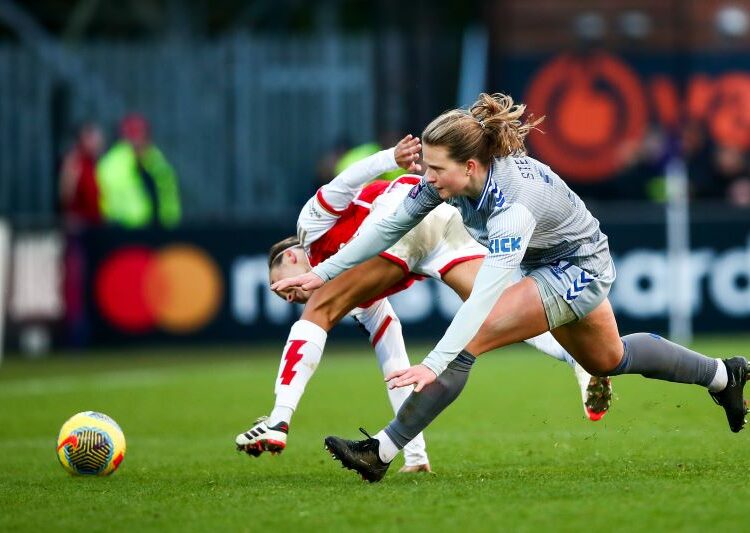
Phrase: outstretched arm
[
  {"left": 317, "top": 135, "right": 421, "bottom": 214},
  {"left": 273, "top": 178, "right": 443, "bottom": 292},
  {"left": 387, "top": 203, "right": 537, "bottom": 391},
  {"left": 387, "top": 263, "right": 519, "bottom": 391},
  {"left": 297, "top": 135, "right": 422, "bottom": 250}
]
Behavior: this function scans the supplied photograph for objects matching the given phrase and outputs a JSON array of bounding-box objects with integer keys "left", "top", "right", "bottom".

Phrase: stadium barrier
[{"left": 2, "top": 219, "right": 749, "bottom": 351}]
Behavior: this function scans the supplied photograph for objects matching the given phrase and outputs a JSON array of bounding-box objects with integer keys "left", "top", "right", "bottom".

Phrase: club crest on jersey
[
  {"left": 488, "top": 237, "right": 521, "bottom": 254},
  {"left": 547, "top": 259, "right": 573, "bottom": 280},
  {"left": 408, "top": 182, "right": 425, "bottom": 199}
]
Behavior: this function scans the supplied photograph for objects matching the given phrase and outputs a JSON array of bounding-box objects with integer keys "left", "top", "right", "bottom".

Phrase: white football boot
[
  {"left": 574, "top": 363, "right": 612, "bottom": 421},
  {"left": 235, "top": 416, "right": 288, "bottom": 456}
]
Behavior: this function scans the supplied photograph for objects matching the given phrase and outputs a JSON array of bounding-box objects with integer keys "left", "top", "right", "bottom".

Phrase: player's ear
[{"left": 285, "top": 249, "right": 297, "bottom": 264}]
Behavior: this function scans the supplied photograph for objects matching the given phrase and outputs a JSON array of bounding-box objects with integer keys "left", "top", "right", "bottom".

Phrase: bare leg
[
  {"left": 238, "top": 257, "right": 418, "bottom": 454},
  {"left": 550, "top": 299, "right": 623, "bottom": 375},
  {"left": 378, "top": 276, "right": 550, "bottom": 459},
  {"left": 302, "top": 256, "right": 405, "bottom": 330},
  {"left": 465, "top": 277, "right": 549, "bottom": 356},
  {"left": 440, "top": 259, "right": 482, "bottom": 300}
]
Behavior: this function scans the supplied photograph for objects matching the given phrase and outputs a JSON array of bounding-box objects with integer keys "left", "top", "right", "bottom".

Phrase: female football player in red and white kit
[{"left": 235, "top": 135, "right": 611, "bottom": 471}]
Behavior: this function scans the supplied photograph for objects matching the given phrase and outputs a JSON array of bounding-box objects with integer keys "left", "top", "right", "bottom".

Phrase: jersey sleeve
[
  {"left": 401, "top": 176, "right": 443, "bottom": 220},
  {"left": 483, "top": 203, "right": 536, "bottom": 269},
  {"left": 297, "top": 148, "right": 399, "bottom": 251},
  {"left": 316, "top": 148, "right": 398, "bottom": 215},
  {"left": 296, "top": 196, "right": 336, "bottom": 253},
  {"left": 310, "top": 182, "right": 442, "bottom": 282}
]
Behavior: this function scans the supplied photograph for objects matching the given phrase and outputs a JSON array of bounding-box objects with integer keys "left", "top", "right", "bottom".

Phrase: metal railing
[{"left": 0, "top": 34, "right": 374, "bottom": 222}]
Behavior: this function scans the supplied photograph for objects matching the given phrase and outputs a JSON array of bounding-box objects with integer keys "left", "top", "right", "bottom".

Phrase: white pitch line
[
  {"left": 0, "top": 360, "right": 254, "bottom": 398},
  {"left": 0, "top": 369, "right": 177, "bottom": 397}
]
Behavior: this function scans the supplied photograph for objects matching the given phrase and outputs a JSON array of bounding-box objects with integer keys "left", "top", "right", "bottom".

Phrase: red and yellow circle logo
[
  {"left": 525, "top": 52, "right": 648, "bottom": 183},
  {"left": 705, "top": 73, "right": 750, "bottom": 149},
  {"left": 94, "top": 244, "right": 223, "bottom": 334}
]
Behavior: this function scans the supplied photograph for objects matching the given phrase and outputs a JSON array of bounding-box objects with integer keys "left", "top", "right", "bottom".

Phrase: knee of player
[
  {"left": 300, "top": 300, "right": 339, "bottom": 330},
  {"left": 582, "top": 346, "right": 624, "bottom": 376}
]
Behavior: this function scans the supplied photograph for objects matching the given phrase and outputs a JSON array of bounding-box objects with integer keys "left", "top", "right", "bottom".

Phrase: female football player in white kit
[
  {"left": 236, "top": 134, "right": 612, "bottom": 472},
  {"left": 273, "top": 93, "right": 749, "bottom": 483}
]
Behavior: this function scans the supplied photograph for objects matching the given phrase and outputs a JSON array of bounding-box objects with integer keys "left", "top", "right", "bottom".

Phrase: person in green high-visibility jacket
[
  {"left": 334, "top": 133, "right": 408, "bottom": 182},
  {"left": 97, "top": 114, "right": 181, "bottom": 228}
]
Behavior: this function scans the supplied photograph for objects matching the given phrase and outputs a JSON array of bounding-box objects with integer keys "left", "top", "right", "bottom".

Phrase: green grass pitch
[{"left": 1, "top": 336, "right": 749, "bottom": 531}]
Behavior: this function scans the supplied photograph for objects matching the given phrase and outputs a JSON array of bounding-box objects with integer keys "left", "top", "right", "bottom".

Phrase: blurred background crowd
[{"left": 0, "top": 0, "right": 749, "bottom": 355}]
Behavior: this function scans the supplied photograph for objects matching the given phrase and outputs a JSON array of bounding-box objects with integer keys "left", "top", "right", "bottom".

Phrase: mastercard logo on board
[{"left": 94, "top": 244, "right": 223, "bottom": 334}]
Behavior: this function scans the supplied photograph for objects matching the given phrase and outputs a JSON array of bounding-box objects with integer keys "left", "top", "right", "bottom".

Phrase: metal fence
[{"left": 0, "top": 34, "right": 374, "bottom": 223}]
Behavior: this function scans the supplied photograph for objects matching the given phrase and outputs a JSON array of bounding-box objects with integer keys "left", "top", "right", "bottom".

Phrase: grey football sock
[
  {"left": 384, "top": 350, "right": 475, "bottom": 449},
  {"left": 611, "top": 332, "right": 718, "bottom": 387}
]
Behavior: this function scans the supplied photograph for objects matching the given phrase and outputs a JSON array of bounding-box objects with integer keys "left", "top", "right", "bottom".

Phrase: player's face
[
  {"left": 270, "top": 259, "right": 314, "bottom": 304},
  {"left": 422, "top": 144, "right": 471, "bottom": 199}
]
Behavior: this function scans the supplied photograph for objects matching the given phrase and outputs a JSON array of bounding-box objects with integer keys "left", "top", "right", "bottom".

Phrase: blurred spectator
[
  {"left": 97, "top": 114, "right": 181, "bottom": 228},
  {"left": 612, "top": 125, "right": 669, "bottom": 201},
  {"left": 728, "top": 178, "right": 750, "bottom": 206},
  {"left": 334, "top": 141, "right": 380, "bottom": 175},
  {"left": 314, "top": 137, "right": 351, "bottom": 192},
  {"left": 59, "top": 121, "right": 105, "bottom": 347},
  {"left": 708, "top": 144, "right": 750, "bottom": 204},
  {"left": 333, "top": 131, "right": 409, "bottom": 183},
  {"left": 59, "top": 122, "right": 105, "bottom": 228},
  {"left": 681, "top": 120, "right": 715, "bottom": 199}
]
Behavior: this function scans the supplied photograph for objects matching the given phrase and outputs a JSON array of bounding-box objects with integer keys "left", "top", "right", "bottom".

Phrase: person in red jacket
[
  {"left": 59, "top": 122, "right": 105, "bottom": 227},
  {"left": 59, "top": 122, "right": 105, "bottom": 347}
]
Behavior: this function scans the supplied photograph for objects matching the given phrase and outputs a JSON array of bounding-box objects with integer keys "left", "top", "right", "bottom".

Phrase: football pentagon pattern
[
  {"left": 56, "top": 411, "right": 126, "bottom": 476},
  {"left": 61, "top": 428, "right": 113, "bottom": 475}
]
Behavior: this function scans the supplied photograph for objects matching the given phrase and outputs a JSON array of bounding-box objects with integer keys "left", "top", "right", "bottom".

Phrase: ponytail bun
[
  {"left": 469, "top": 93, "right": 544, "bottom": 158},
  {"left": 422, "top": 92, "right": 543, "bottom": 164}
]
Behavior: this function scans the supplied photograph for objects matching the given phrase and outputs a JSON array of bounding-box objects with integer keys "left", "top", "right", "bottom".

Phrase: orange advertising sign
[{"left": 524, "top": 52, "right": 750, "bottom": 182}]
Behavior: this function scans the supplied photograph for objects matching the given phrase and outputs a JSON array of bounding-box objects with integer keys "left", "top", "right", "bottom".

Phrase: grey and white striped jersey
[{"left": 402, "top": 155, "right": 610, "bottom": 277}]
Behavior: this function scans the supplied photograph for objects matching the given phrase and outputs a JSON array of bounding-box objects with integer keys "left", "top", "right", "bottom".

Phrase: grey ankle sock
[
  {"left": 384, "top": 350, "right": 476, "bottom": 449},
  {"left": 612, "top": 332, "right": 718, "bottom": 387}
]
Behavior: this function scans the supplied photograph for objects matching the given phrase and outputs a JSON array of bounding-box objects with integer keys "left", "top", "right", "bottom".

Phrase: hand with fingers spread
[
  {"left": 385, "top": 364, "right": 437, "bottom": 393},
  {"left": 393, "top": 134, "right": 422, "bottom": 174},
  {"left": 271, "top": 271, "right": 325, "bottom": 294}
]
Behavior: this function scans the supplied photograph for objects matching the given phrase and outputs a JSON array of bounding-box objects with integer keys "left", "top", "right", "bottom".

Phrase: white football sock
[
  {"left": 355, "top": 300, "right": 429, "bottom": 467},
  {"left": 374, "top": 322, "right": 429, "bottom": 466},
  {"left": 374, "top": 430, "right": 400, "bottom": 463},
  {"left": 268, "top": 320, "right": 327, "bottom": 426},
  {"left": 267, "top": 406, "right": 293, "bottom": 427},
  {"left": 524, "top": 331, "right": 575, "bottom": 367},
  {"left": 708, "top": 359, "right": 728, "bottom": 392}
]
